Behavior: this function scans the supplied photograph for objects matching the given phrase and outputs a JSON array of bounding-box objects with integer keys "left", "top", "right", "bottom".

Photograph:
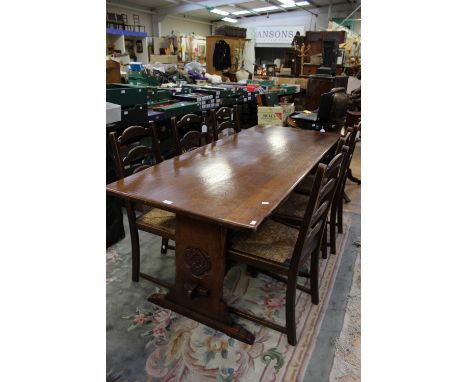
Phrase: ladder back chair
[
  {"left": 276, "top": 136, "right": 353, "bottom": 258},
  {"left": 226, "top": 150, "right": 344, "bottom": 345},
  {"left": 171, "top": 112, "right": 209, "bottom": 156},
  {"left": 210, "top": 106, "right": 241, "bottom": 141},
  {"left": 336, "top": 125, "right": 359, "bottom": 234},
  {"left": 109, "top": 124, "right": 175, "bottom": 287}
]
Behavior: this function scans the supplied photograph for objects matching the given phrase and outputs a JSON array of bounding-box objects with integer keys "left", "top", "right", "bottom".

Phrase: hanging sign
[{"left": 255, "top": 26, "right": 305, "bottom": 44}]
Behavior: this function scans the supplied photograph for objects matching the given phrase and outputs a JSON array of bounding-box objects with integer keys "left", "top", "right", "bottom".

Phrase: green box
[
  {"left": 152, "top": 101, "right": 200, "bottom": 118},
  {"left": 106, "top": 84, "right": 147, "bottom": 107},
  {"left": 128, "top": 72, "right": 161, "bottom": 86}
]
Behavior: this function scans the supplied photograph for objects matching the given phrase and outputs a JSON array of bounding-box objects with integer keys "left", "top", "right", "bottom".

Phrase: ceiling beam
[
  {"left": 160, "top": 0, "right": 254, "bottom": 15},
  {"left": 107, "top": 1, "right": 157, "bottom": 14}
]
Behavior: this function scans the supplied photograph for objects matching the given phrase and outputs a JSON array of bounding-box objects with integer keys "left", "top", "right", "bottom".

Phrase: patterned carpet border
[{"left": 106, "top": 219, "right": 351, "bottom": 382}]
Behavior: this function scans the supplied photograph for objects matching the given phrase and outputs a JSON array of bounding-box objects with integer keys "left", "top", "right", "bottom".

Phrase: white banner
[{"left": 255, "top": 26, "right": 305, "bottom": 44}]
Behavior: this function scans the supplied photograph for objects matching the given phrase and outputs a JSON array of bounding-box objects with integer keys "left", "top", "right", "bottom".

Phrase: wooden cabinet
[
  {"left": 302, "top": 63, "right": 319, "bottom": 76},
  {"left": 305, "top": 75, "right": 349, "bottom": 110},
  {"left": 206, "top": 35, "right": 249, "bottom": 75}
]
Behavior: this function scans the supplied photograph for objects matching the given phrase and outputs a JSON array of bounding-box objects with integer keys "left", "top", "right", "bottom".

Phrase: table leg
[{"left": 148, "top": 214, "right": 255, "bottom": 345}]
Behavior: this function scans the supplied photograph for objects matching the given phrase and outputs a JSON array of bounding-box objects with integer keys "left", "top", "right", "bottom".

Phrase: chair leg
[
  {"left": 286, "top": 273, "right": 298, "bottom": 346},
  {"left": 129, "top": 222, "right": 140, "bottom": 282},
  {"left": 347, "top": 169, "right": 361, "bottom": 185},
  {"left": 310, "top": 246, "right": 320, "bottom": 305},
  {"left": 343, "top": 192, "right": 351, "bottom": 203},
  {"left": 161, "top": 238, "right": 169, "bottom": 255},
  {"left": 321, "top": 223, "right": 328, "bottom": 259},
  {"left": 338, "top": 197, "right": 344, "bottom": 234},
  {"left": 330, "top": 217, "right": 337, "bottom": 256}
]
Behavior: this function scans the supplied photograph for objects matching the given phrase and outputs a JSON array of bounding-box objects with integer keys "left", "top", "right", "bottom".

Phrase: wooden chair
[
  {"left": 337, "top": 125, "right": 359, "bottom": 232},
  {"left": 109, "top": 124, "right": 175, "bottom": 287},
  {"left": 210, "top": 106, "right": 241, "bottom": 141},
  {"left": 277, "top": 130, "right": 356, "bottom": 258},
  {"left": 227, "top": 150, "right": 344, "bottom": 345},
  {"left": 170, "top": 112, "right": 209, "bottom": 155}
]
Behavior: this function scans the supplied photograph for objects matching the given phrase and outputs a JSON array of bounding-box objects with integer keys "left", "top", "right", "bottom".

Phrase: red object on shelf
[{"left": 246, "top": 84, "right": 260, "bottom": 92}]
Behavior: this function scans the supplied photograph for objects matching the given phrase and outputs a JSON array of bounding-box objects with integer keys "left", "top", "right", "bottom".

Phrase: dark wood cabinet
[{"left": 305, "top": 75, "right": 349, "bottom": 110}]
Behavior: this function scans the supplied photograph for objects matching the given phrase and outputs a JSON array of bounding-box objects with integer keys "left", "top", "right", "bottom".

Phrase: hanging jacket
[{"left": 213, "top": 40, "right": 231, "bottom": 70}]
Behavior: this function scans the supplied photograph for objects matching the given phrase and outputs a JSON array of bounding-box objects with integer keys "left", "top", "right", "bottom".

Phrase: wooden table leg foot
[{"left": 148, "top": 293, "right": 255, "bottom": 345}]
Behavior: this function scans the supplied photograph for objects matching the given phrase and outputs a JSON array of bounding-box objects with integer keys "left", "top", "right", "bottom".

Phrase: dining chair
[
  {"left": 109, "top": 124, "right": 175, "bottom": 287},
  {"left": 226, "top": 150, "right": 344, "bottom": 346},
  {"left": 337, "top": 124, "right": 359, "bottom": 233},
  {"left": 210, "top": 106, "right": 241, "bottom": 141},
  {"left": 279, "top": 130, "right": 356, "bottom": 258},
  {"left": 170, "top": 112, "right": 210, "bottom": 155},
  {"left": 294, "top": 133, "right": 347, "bottom": 196}
]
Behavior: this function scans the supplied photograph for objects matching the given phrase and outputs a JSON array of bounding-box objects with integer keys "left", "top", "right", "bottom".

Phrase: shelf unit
[{"left": 106, "top": 28, "right": 149, "bottom": 65}]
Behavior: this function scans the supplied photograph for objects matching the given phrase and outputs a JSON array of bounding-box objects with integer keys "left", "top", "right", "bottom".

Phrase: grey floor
[{"left": 304, "top": 213, "right": 360, "bottom": 381}]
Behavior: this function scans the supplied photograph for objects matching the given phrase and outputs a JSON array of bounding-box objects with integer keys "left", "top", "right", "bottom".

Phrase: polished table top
[{"left": 106, "top": 125, "right": 339, "bottom": 231}]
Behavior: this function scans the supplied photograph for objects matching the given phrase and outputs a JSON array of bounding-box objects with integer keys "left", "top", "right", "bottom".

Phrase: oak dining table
[{"left": 106, "top": 125, "right": 340, "bottom": 344}]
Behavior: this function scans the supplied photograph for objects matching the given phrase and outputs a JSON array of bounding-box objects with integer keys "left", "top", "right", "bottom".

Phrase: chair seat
[
  {"left": 275, "top": 193, "right": 309, "bottom": 220},
  {"left": 295, "top": 174, "right": 315, "bottom": 194},
  {"left": 136, "top": 208, "right": 176, "bottom": 235},
  {"left": 229, "top": 219, "right": 299, "bottom": 264}
]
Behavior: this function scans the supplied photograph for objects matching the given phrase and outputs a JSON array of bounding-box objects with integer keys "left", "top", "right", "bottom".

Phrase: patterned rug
[{"left": 107, "top": 220, "right": 350, "bottom": 382}]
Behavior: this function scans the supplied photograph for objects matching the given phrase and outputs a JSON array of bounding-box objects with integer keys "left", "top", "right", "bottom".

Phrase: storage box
[
  {"left": 278, "top": 103, "right": 295, "bottom": 121},
  {"left": 150, "top": 55, "right": 178, "bottom": 64},
  {"left": 294, "top": 78, "right": 309, "bottom": 89},
  {"left": 106, "top": 84, "right": 147, "bottom": 107},
  {"left": 257, "top": 106, "right": 284, "bottom": 126},
  {"left": 152, "top": 101, "right": 200, "bottom": 118},
  {"left": 120, "top": 104, "right": 148, "bottom": 126},
  {"left": 128, "top": 72, "right": 161, "bottom": 86},
  {"left": 276, "top": 77, "right": 295, "bottom": 85},
  {"left": 106, "top": 102, "right": 121, "bottom": 125}
]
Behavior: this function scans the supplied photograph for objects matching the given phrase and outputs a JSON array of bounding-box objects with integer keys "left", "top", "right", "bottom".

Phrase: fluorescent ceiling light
[
  {"left": 210, "top": 8, "right": 229, "bottom": 16},
  {"left": 222, "top": 17, "right": 238, "bottom": 23},
  {"left": 296, "top": 1, "right": 310, "bottom": 5},
  {"left": 252, "top": 6, "right": 279, "bottom": 12},
  {"left": 280, "top": 3, "right": 296, "bottom": 8},
  {"left": 232, "top": 10, "right": 251, "bottom": 15}
]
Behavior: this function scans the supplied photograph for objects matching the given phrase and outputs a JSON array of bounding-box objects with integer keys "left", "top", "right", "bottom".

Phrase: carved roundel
[{"left": 184, "top": 247, "right": 211, "bottom": 277}]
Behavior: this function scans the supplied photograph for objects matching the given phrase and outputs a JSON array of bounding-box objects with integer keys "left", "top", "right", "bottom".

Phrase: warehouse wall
[
  {"left": 160, "top": 16, "right": 211, "bottom": 36},
  {"left": 106, "top": 5, "right": 154, "bottom": 36}
]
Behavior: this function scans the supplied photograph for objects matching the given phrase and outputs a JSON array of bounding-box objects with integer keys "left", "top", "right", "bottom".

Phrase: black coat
[{"left": 213, "top": 40, "right": 231, "bottom": 70}]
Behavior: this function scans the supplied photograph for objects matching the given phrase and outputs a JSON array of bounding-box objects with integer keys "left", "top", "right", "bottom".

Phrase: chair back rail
[
  {"left": 292, "top": 150, "right": 345, "bottom": 268},
  {"left": 109, "top": 123, "right": 163, "bottom": 180},
  {"left": 171, "top": 112, "right": 208, "bottom": 156},
  {"left": 334, "top": 125, "right": 359, "bottom": 206},
  {"left": 211, "top": 106, "right": 241, "bottom": 141}
]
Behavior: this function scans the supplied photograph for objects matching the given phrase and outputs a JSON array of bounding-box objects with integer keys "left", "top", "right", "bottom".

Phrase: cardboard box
[
  {"left": 279, "top": 103, "right": 295, "bottom": 121},
  {"left": 276, "top": 77, "right": 295, "bottom": 85},
  {"left": 294, "top": 78, "right": 309, "bottom": 89},
  {"left": 258, "top": 106, "right": 284, "bottom": 126},
  {"left": 150, "top": 55, "right": 178, "bottom": 64}
]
